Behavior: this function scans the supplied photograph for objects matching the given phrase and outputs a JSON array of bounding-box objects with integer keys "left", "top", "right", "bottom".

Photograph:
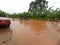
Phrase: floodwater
[{"left": 0, "top": 19, "right": 60, "bottom": 45}]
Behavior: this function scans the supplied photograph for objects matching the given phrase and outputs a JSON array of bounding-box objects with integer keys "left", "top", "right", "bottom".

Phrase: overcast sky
[
  {"left": 47, "top": 0, "right": 60, "bottom": 9},
  {"left": 0, "top": 0, "right": 60, "bottom": 14}
]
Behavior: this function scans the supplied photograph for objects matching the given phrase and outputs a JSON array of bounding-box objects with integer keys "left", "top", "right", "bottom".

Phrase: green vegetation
[
  {"left": 29, "top": 0, "right": 48, "bottom": 12},
  {"left": 0, "top": 7, "right": 60, "bottom": 21},
  {"left": 8, "top": 8, "right": 60, "bottom": 21},
  {"left": 0, "top": 10, "right": 7, "bottom": 17}
]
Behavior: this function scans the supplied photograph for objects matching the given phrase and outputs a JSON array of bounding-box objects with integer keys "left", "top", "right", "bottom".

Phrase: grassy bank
[{"left": 0, "top": 8, "right": 60, "bottom": 21}]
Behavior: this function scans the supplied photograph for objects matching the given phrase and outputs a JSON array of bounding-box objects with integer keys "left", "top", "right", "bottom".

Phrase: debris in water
[{"left": 2, "top": 41, "right": 6, "bottom": 44}]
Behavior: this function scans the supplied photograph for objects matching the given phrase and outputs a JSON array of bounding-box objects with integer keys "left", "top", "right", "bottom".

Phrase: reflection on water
[{"left": 0, "top": 28, "right": 12, "bottom": 45}]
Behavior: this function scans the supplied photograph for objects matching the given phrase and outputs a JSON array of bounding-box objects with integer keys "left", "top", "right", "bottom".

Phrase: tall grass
[
  {"left": 9, "top": 8, "right": 60, "bottom": 21},
  {"left": 0, "top": 8, "right": 60, "bottom": 21}
]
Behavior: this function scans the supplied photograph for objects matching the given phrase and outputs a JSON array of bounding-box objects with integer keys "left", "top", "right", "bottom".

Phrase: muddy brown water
[{"left": 0, "top": 19, "right": 60, "bottom": 45}]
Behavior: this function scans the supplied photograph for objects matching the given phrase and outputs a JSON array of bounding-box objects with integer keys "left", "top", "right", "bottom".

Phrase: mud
[{"left": 0, "top": 19, "right": 60, "bottom": 45}]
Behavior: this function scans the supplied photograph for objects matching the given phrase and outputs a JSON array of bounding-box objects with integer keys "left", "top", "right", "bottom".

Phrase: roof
[{"left": 0, "top": 17, "right": 10, "bottom": 20}]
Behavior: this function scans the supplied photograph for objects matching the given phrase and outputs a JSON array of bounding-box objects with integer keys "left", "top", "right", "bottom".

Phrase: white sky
[
  {"left": 0, "top": 0, "right": 60, "bottom": 14},
  {"left": 47, "top": 0, "right": 60, "bottom": 9}
]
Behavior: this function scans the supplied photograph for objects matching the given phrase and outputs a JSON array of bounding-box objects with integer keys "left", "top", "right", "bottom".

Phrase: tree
[
  {"left": 28, "top": 0, "right": 48, "bottom": 12},
  {"left": 0, "top": 10, "right": 6, "bottom": 17}
]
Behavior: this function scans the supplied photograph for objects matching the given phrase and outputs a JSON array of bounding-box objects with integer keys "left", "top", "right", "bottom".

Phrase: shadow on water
[
  {"left": 0, "top": 28, "right": 12, "bottom": 45},
  {"left": 0, "top": 26, "right": 9, "bottom": 29}
]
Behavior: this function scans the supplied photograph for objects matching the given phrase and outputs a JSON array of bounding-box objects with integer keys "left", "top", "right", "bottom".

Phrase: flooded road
[{"left": 0, "top": 19, "right": 60, "bottom": 45}]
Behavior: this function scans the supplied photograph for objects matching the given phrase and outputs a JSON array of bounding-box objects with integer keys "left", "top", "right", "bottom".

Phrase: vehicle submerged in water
[{"left": 0, "top": 17, "right": 11, "bottom": 27}]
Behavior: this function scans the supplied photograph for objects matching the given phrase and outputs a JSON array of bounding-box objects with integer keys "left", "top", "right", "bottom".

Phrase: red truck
[{"left": 0, "top": 17, "right": 11, "bottom": 27}]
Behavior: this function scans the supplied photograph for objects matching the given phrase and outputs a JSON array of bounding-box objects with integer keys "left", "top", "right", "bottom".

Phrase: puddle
[{"left": 0, "top": 19, "right": 60, "bottom": 45}]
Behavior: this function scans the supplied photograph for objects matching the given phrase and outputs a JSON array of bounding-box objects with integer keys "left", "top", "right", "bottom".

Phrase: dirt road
[{"left": 0, "top": 19, "right": 60, "bottom": 45}]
